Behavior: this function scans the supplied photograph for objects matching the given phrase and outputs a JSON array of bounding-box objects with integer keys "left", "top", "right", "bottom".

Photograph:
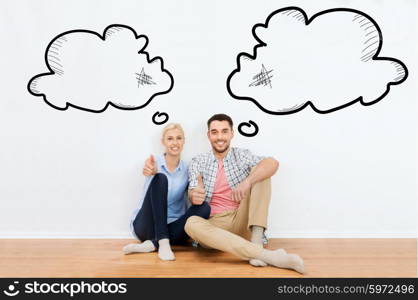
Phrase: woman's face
[{"left": 162, "top": 128, "right": 184, "bottom": 156}]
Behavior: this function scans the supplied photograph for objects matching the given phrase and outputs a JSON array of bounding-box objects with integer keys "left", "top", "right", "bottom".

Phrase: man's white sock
[
  {"left": 256, "top": 248, "right": 305, "bottom": 274},
  {"left": 249, "top": 226, "right": 267, "bottom": 267}
]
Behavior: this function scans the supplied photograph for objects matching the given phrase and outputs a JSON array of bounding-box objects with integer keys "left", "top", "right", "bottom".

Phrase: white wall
[{"left": 0, "top": 0, "right": 416, "bottom": 238}]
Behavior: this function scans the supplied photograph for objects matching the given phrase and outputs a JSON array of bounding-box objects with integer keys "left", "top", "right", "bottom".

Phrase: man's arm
[
  {"left": 246, "top": 157, "right": 279, "bottom": 185},
  {"left": 231, "top": 157, "right": 279, "bottom": 202},
  {"left": 188, "top": 157, "right": 206, "bottom": 205}
]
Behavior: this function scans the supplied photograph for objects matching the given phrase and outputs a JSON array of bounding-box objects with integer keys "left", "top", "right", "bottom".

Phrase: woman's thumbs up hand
[{"left": 143, "top": 154, "right": 157, "bottom": 176}]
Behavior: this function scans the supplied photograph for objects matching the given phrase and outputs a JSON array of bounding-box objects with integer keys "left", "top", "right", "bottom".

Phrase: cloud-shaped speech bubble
[
  {"left": 227, "top": 7, "right": 408, "bottom": 115},
  {"left": 28, "top": 24, "right": 173, "bottom": 113}
]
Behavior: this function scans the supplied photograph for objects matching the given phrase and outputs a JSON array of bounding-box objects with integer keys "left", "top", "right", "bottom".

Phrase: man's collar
[{"left": 210, "top": 147, "right": 232, "bottom": 162}]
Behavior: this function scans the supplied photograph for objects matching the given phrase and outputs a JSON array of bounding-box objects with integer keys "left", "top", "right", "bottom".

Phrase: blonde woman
[{"left": 123, "top": 123, "right": 210, "bottom": 260}]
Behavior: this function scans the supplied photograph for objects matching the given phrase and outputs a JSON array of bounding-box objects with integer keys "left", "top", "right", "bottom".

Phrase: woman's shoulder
[{"left": 179, "top": 158, "right": 188, "bottom": 170}]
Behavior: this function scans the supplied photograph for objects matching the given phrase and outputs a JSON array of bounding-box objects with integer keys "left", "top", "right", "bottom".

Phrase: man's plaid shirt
[{"left": 188, "top": 147, "right": 265, "bottom": 202}]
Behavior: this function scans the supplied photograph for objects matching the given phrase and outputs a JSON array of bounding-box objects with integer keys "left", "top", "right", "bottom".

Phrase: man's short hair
[{"left": 207, "top": 114, "right": 233, "bottom": 130}]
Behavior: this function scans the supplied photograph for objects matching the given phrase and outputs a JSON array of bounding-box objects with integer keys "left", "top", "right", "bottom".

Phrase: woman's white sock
[
  {"left": 158, "top": 238, "right": 175, "bottom": 261},
  {"left": 122, "top": 240, "right": 156, "bottom": 254}
]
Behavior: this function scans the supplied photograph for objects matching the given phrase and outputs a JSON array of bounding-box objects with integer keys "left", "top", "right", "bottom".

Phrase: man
[{"left": 185, "top": 114, "right": 304, "bottom": 273}]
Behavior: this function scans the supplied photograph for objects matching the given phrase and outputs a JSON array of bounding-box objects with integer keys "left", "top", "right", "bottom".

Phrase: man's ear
[{"left": 207, "top": 130, "right": 210, "bottom": 139}]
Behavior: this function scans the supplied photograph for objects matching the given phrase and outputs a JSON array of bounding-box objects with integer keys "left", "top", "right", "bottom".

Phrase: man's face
[{"left": 207, "top": 120, "right": 234, "bottom": 154}]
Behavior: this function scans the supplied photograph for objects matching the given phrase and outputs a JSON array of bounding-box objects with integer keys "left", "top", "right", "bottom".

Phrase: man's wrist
[{"left": 245, "top": 176, "right": 254, "bottom": 186}]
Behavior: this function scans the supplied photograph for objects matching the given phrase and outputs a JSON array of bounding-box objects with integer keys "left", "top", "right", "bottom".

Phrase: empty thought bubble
[
  {"left": 28, "top": 24, "right": 173, "bottom": 112},
  {"left": 227, "top": 7, "right": 408, "bottom": 115}
]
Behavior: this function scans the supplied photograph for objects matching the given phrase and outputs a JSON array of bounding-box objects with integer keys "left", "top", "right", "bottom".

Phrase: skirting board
[{"left": 0, "top": 231, "right": 416, "bottom": 239}]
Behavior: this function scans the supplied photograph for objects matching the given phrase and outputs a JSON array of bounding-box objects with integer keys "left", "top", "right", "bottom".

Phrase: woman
[{"left": 123, "top": 123, "right": 210, "bottom": 261}]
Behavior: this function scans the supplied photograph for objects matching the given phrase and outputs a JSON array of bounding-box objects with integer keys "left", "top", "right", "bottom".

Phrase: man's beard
[{"left": 212, "top": 141, "right": 229, "bottom": 154}]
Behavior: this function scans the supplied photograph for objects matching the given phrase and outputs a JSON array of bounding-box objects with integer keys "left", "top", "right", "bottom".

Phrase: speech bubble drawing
[
  {"left": 152, "top": 111, "right": 169, "bottom": 125},
  {"left": 238, "top": 120, "right": 259, "bottom": 137},
  {"left": 227, "top": 7, "right": 408, "bottom": 115},
  {"left": 28, "top": 24, "right": 173, "bottom": 113}
]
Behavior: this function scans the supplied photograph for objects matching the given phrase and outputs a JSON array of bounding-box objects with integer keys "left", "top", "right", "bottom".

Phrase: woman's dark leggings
[{"left": 132, "top": 173, "right": 211, "bottom": 248}]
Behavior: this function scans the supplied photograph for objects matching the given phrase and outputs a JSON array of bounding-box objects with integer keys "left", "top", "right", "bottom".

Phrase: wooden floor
[{"left": 0, "top": 239, "right": 416, "bottom": 277}]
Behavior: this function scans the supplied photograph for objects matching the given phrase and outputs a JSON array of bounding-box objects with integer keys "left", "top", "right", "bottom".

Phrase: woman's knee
[
  {"left": 151, "top": 173, "right": 168, "bottom": 185},
  {"left": 190, "top": 201, "right": 211, "bottom": 219},
  {"left": 149, "top": 173, "right": 168, "bottom": 194},
  {"left": 199, "top": 201, "right": 211, "bottom": 219}
]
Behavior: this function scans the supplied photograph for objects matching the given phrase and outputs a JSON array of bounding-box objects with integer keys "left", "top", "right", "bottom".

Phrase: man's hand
[
  {"left": 190, "top": 174, "right": 206, "bottom": 205},
  {"left": 231, "top": 178, "right": 252, "bottom": 203},
  {"left": 143, "top": 154, "right": 157, "bottom": 176}
]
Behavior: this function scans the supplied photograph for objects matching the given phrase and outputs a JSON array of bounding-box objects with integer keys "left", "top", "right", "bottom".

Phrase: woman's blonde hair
[{"left": 161, "top": 123, "right": 185, "bottom": 140}]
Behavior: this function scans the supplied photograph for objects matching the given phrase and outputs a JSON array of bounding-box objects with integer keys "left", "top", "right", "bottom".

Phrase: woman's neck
[{"left": 164, "top": 153, "right": 180, "bottom": 172}]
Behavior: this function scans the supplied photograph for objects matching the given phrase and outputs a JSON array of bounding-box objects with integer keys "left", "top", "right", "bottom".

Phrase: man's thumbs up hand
[
  {"left": 191, "top": 174, "right": 206, "bottom": 205},
  {"left": 197, "top": 174, "right": 204, "bottom": 188},
  {"left": 143, "top": 154, "right": 157, "bottom": 176}
]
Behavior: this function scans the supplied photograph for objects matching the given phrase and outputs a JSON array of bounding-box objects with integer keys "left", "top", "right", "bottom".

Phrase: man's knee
[
  {"left": 184, "top": 215, "right": 205, "bottom": 235},
  {"left": 249, "top": 174, "right": 271, "bottom": 194}
]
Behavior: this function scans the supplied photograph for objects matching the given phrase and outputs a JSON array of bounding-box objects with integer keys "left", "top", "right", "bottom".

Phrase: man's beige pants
[{"left": 185, "top": 177, "right": 271, "bottom": 260}]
